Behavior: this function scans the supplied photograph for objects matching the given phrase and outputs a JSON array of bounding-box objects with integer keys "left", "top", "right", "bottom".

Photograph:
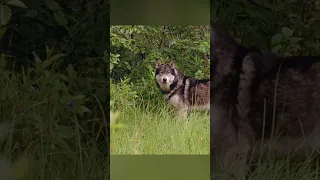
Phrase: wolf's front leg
[
  {"left": 211, "top": 137, "right": 249, "bottom": 180},
  {"left": 224, "top": 139, "right": 249, "bottom": 180},
  {"left": 211, "top": 106, "right": 249, "bottom": 180},
  {"left": 176, "top": 107, "right": 188, "bottom": 120}
]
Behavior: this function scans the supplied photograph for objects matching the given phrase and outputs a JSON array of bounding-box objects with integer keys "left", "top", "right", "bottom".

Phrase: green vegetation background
[
  {"left": 0, "top": 0, "right": 108, "bottom": 179},
  {"left": 110, "top": 25, "right": 210, "bottom": 155}
]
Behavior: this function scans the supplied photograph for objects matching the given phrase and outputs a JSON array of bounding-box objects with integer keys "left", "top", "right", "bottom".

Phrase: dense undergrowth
[{"left": 0, "top": 0, "right": 108, "bottom": 179}]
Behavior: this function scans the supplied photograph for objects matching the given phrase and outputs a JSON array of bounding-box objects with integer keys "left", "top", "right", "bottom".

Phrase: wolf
[
  {"left": 155, "top": 59, "right": 210, "bottom": 119},
  {"left": 210, "top": 23, "right": 320, "bottom": 180}
]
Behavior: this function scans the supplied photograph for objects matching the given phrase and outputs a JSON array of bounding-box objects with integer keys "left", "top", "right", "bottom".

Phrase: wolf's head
[
  {"left": 155, "top": 59, "right": 180, "bottom": 92},
  {"left": 210, "top": 24, "right": 245, "bottom": 77},
  {"left": 210, "top": 23, "right": 279, "bottom": 80}
]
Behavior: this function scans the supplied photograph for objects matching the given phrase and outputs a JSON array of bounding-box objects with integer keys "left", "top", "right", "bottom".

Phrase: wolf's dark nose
[{"left": 163, "top": 78, "right": 167, "bottom": 82}]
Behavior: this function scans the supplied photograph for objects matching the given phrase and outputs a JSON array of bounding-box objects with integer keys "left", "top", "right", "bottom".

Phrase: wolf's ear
[
  {"left": 169, "top": 61, "right": 175, "bottom": 68},
  {"left": 211, "top": 23, "right": 236, "bottom": 46},
  {"left": 156, "top": 58, "right": 162, "bottom": 68}
]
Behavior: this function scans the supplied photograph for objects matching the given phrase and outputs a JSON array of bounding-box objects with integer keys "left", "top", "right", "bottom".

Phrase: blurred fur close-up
[
  {"left": 211, "top": 0, "right": 320, "bottom": 179},
  {"left": 110, "top": 25, "right": 210, "bottom": 155}
]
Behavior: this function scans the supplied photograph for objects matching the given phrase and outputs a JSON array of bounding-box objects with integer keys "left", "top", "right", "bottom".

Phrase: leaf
[
  {"left": 45, "top": 0, "right": 61, "bottom": 11},
  {"left": 32, "top": 52, "right": 42, "bottom": 64},
  {"left": 53, "top": 126, "right": 76, "bottom": 139},
  {"left": 6, "top": 0, "right": 27, "bottom": 8},
  {"left": 124, "top": 61, "right": 131, "bottom": 70},
  {"left": 48, "top": 53, "right": 65, "bottom": 62},
  {"left": 80, "top": 105, "right": 91, "bottom": 113},
  {"left": 284, "top": 52, "right": 293, "bottom": 56},
  {"left": 110, "top": 63, "right": 114, "bottom": 72},
  {"left": 0, "top": 4, "right": 12, "bottom": 26},
  {"left": 25, "top": 9, "right": 38, "bottom": 18},
  {"left": 282, "top": 27, "right": 293, "bottom": 37},
  {"left": 45, "top": 45, "right": 53, "bottom": 58},
  {"left": 67, "top": 64, "right": 77, "bottom": 79},
  {"left": 54, "top": 138, "right": 77, "bottom": 161},
  {"left": 60, "top": 74, "right": 70, "bottom": 82},
  {"left": 72, "top": 95, "right": 86, "bottom": 100},
  {"left": 271, "top": 34, "right": 283, "bottom": 45},
  {"left": 0, "top": 26, "right": 6, "bottom": 38},
  {"left": 42, "top": 53, "right": 65, "bottom": 70},
  {"left": 305, "top": 40, "right": 315, "bottom": 48},
  {"left": 272, "top": 44, "right": 282, "bottom": 53},
  {"left": 289, "top": 37, "right": 303, "bottom": 43},
  {"left": 53, "top": 11, "right": 68, "bottom": 25},
  {"left": 169, "top": 39, "right": 177, "bottom": 46}
]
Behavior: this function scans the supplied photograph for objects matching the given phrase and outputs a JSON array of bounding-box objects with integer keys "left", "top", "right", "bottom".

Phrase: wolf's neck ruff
[
  {"left": 160, "top": 80, "right": 178, "bottom": 94},
  {"left": 161, "top": 79, "right": 179, "bottom": 99},
  {"left": 165, "top": 76, "right": 192, "bottom": 101}
]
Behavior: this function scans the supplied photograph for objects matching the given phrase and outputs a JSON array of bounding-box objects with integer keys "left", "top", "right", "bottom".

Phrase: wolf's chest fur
[{"left": 164, "top": 93, "right": 182, "bottom": 107}]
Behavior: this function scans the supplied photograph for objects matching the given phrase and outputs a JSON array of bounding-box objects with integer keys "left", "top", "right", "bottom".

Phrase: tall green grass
[
  {"left": 110, "top": 81, "right": 209, "bottom": 155},
  {"left": 245, "top": 151, "right": 320, "bottom": 180},
  {"left": 0, "top": 56, "right": 107, "bottom": 180},
  {"left": 213, "top": 136, "right": 320, "bottom": 180}
]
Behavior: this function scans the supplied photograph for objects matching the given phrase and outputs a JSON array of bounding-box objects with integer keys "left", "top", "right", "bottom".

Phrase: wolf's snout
[{"left": 163, "top": 78, "right": 167, "bottom": 82}]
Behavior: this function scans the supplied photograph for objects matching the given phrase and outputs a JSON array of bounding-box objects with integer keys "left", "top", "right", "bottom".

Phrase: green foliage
[
  {"left": 0, "top": 0, "right": 108, "bottom": 179},
  {"left": 110, "top": 25, "right": 210, "bottom": 155},
  {"left": 110, "top": 25, "right": 209, "bottom": 104},
  {"left": 212, "top": 0, "right": 320, "bottom": 56},
  {"left": 0, "top": 54, "right": 107, "bottom": 179},
  {"left": 110, "top": 78, "right": 138, "bottom": 111},
  {"left": 1, "top": 0, "right": 108, "bottom": 74},
  {"left": 110, "top": 25, "right": 210, "bottom": 80},
  {"left": 1, "top": 0, "right": 27, "bottom": 26}
]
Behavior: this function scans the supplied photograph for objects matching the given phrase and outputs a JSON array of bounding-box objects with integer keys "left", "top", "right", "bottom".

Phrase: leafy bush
[{"left": 212, "top": 0, "right": 320, "bottom": 56}]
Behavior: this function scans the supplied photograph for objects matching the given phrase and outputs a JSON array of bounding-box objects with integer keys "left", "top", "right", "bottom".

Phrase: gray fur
[
  {"left": 155, "top": 59, "right": 210, "bottom": 119},
  {"left": 210, "top": 24, "right": 320, "bottom": 180}
]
